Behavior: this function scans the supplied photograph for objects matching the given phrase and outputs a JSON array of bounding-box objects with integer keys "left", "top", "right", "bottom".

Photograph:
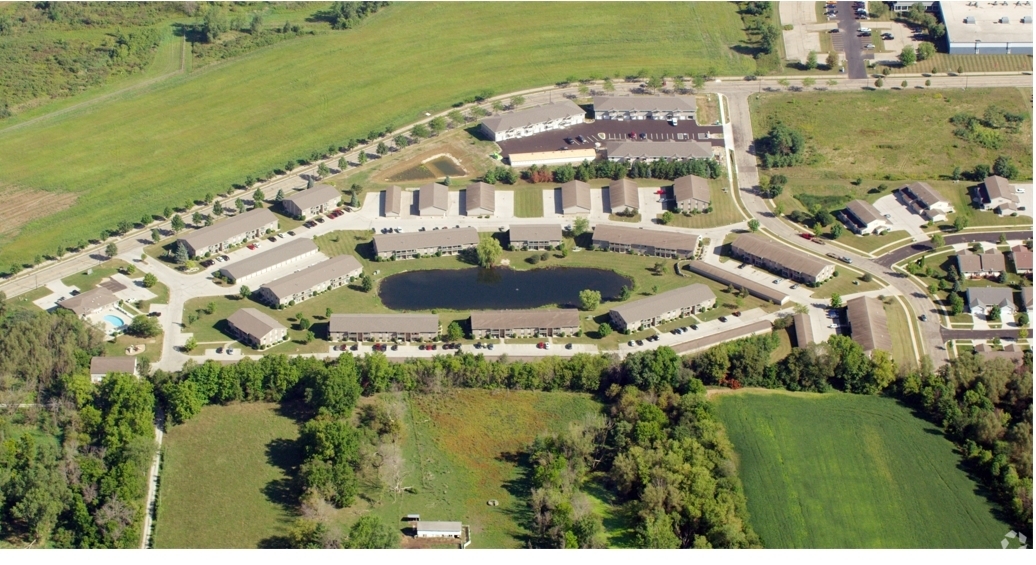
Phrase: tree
[
  {"left": 318, "top": 162, "right": 331, "bottom": 177},
  {"left": 446, "top": 321, "right": 464, "bottom": 341},
  {"left": 476, "top": 237, "right": 503, "bottom": 268},
  {"left": 989, "top": 305, "right": 1001, "bottom": 321},
  {"left": 411, "top": 124, "right": 430, "bottom": 138},
  {"left": 127, "top": 315, "right": 161, "bottom": 338},
  {"left": 572, "top": 217, "right": 590, "bottom": 237},
  {"left": 692, "top": 74, "right": 706, "bottom": 90},
  {"left": 953, "top": 215, "right": 969, "bottom": 232},
  {"left": 202, "top": 6, "right": 229, "bottom": 42},
  {"left": 931, "top": 233, "right": 945, "bottom": 248},
  {"left": 802, "top": 77, "right": 816, "bottom": 88},
  {"left": 376, "top": 142, "right": 388, "bottom": 156},
  {"left": 240, "top": 285, "right": 251, "bottom": 299},
  {"left": 875, "top": 78, "right": 884, "bottom": 88},
  {"left": 357, "top": 151, "right": 368, "bottom": 165},
  {"left": 805, "top": 50, "right": 818, "bottom": 70},
  {"left": 757, "top": 123, "right": 806, "bottom": 168},
  {"left": 192, "top": 211, "right": 203, "bottom": 225},
  {"left": 949, "top": 292, "right": 964, "bottom": 315},
  {"left": 174, "top": 242, "right": 189, "bottom": 265},
  {"left": 917, "top": 42, "right": 935, "bottom": 61},
  {"left": 825, "top": 51, "right": 838, "bottom": 69},
  {"left": 143, "top": 273, "right": 158, "bottom": 288},
  {"left": 830, "top": 223, "right": 844, "bottom": 239},
  {"left": 747, "top": 219, "right": 760, "bottom": 232},
  {"left": 925, "top": 79, "right": 931, "bottom": 87},
  {"left": 392, "top": 135, "right": 409, "bottom": 150},
  {"left": 249, "top": 12, "right": 263, "bottom": 34},
  {"left": 660, "top": 210, "right": 674, "bottom": 225},
  {"left": 345, "top": 515, "right": 399, "bottom": 549},
  {"left": 429, "top": 116, "right": 447, "bottom": 133},
  {"left": 183, "top": 336, "right": 197, "bottom": 352},
  {"left": 212, "top": 200, "right": 223, "bottom": 216},
  {"left": 163, "top": 206, "right": 173, "bottom": 219},
  {"left": 360, "top": 274, "right": 373, "bottom": 293},
  {"left": 901, "top": 80, "right": 908, "bottom": 89},
  {"left": 253, "top": 189, "right": 265, "bottom": 208},
  {"left": 105, "top": 242, "right": 119, "bottom": 258},
  {"left": 993, "top": 155, "right": 1018, "bottom": 179},
  {"left": 510, "top": 95, "right": 525, "bottom": 108},
  {"left": 338, "top": 156, "right": 348, "bottom": 171},
  {"left": 235, "top": 198, "right": 246, "bottom": 214},
  {"left": 830, "top": 293, "right": 842, "bottom": 308},
  {"left": 579, "top": 289, "right": 601, "bottom": 311},
  {"left": 171, "top": 214, "right": 185, "bottom": 233},
  {"left": 899, "top": 45, "right": 916, "bottom": 66},
  {"left": 598, "top": 322, "right": 612, "bottom": 337}
]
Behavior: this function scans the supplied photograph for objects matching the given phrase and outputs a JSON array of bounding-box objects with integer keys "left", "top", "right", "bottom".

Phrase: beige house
[
  {"left": 840, "top": 200, "right": 891, "bottom": 235},
  {"left": 591, "top": 224, "right": 698, "bottom": 259},
  {"left": 956, "top": 250, "right": 1006, "bottom": 279},
  {"left": 217, "top": 239, "right": 318, "bottom": 284},
  {"left": 479, "top": 100, "right": 585, "bottom": 141},
  {"left": 256, "top": 255, "right": 363, "bottom": 307},
  {"left": 383, "top": 185, "right": 403, "bottom": 217},
  {"left": 1010, "top": 245, "right": 1033, "bottom": 275},
  {"left": 846, "top": 297, "right": 892, "bottom": 356},
  {"left": 608, "top": 178, "right": 640, "bottom": 214},
  {"left": 975, "top": 175, "right": 1020, "bottom": 214},
  {"left": 57, "top": 286, "right": 119, "bottom": 317},
  {"left": 280, "top": 184, "right": 340, "bottom": 219},
  {"left": 672, "top": 174, "right": 711, "bottom": 212},
  {"left": 470, "top": 310, "right": 581, "bottom": 339},
  {"left": 89, "top": 356, "right": 137, "bottom": 383},
  {"left": 560, "top": 180, "right": 591, "bottom": 214},
  {"left": 730, "top": 234, "right": 835, "bottom": 285},
  {"left": 465, "top": 182, "right": 495, "bottom": 216},
  {"left": 898, "top": 181, "right": 954, "bottom": 222},
  {"left": 593, "top": 96, "right": 697, "bottom": 122},
  {"left": 177, "top": 208, "right": 278, "bottom": 257},
  {"left": 373, "top": 227, "right": 480, "bottom": 260},
  {"left": 419, "top": 183, "right": 449, "bottom": 217},
  {"left": 328, "top": 314, "right": 439, "bottom": 342},
  {"left": 227, "top": 308, "right": 287, "bottom": 348},
  {"left": 509, "top": 224, "right": 563, "bottom": 250},
  {"left": 609, "top": 284, "right": 716, "bottom": 332}
]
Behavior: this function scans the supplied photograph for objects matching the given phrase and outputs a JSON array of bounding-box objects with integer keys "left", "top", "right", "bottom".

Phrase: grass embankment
[
  {"left": 153, "top": 402, "right": 302, "bottom": 549},
  {"left": 750, "top": 88, "right": 1033, "bottom": 234},
  {"left": 714, "top": 391, "right": 1011, "bottom": 548},
  {"left": 879, "top": 53, "right": 1033, "bottom": 75},
  {"left": 0, "top": 1, "right": 754, "bottom": 267},
  {"left": 183, "top": 229, "right": 781, "bottom": 351},
  {"left": 360, "top": 389, "right": 614, "bottom": 548}
]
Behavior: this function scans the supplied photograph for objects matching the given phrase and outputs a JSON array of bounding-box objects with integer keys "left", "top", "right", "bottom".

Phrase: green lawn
[
  {"left": 879, "top": 53, "right": 1033, "bottom": 75},
  {"left": 0, "top": 2, "right": 754, "bottom": 267},
  {"left": 154, "top": 402, "right": 303, "bottom": 549},
  {"left": 885, "top": 298, "right": 917, "bottom": 370},
  {"left": 359, "top": 390, "right": 611, "bottom": 548},
  {"left": 60, "top": 258, "right": 134, "bottom": 291},
  {"left": 513, "top": 189, "right": 544, "bottom": 218},
  {"left": 660, "top": 178, "right": 745, "bottom": 228},
  {"left": 831, "top": 230, "right": 910, "bottom": 255},
  {"left": 714, "top": 391, "right": 1011, "bottom": 548}
]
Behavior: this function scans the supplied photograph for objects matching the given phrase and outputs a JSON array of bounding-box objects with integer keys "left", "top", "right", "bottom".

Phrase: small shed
[{"left": 415, "top": 521, "right": 463, "bottom": 538}]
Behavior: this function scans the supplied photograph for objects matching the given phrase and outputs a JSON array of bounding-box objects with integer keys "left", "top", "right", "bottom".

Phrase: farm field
[
  {"left": 0, "top": 2, "right": 754, "bottom": 268},
  {"left": 359, "top": 389, "right": 612, "bottom": 548},
  {"left": 154, "top": 402, "right": 303, "bottom": 549},
  {"left": 714, "top": 391, "right": 1010, "bottom": 548}
]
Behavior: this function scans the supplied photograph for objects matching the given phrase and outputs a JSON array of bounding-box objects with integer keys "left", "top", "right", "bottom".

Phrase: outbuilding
[{"left": 415, "top": 521, "right": 463, "bottom": 538}]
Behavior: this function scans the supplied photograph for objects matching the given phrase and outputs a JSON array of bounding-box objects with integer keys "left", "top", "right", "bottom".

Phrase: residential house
[
  {"left": 974, "top": 175, "right": 1020, "bottom": 214},
  {"left": 560, "top": 180, "right": 591, "bottom": 214},
  {"left": 609, "top": 284, "right": 716, "bottom": 332},
  {"left": 1010, "top": 244, "right": 1033, "bottom": 275},
  {"left": 593, "top": 96, "right": 697, "bottom": 121},
  {"left": 672, "top": 174, "right": 710, "bottom": 212},
  {"left": 479, "top": 100, "right": 585, "bottom": 141},
  {"left": 974, "top": 343, "right": 1026, "bottom": 363},
  {"left": 608, "top": 178, "right": 640, "bottom": 214},
  {"left": 470, "top": 310, "right": 581, "bottom": 339},
  {"left": 328, "top": 314, "right": 439, "bottom": 342},
  {"left": 591, "top": 224, "right": 698, "bottom": 259},
  {"left": 509, "top": 224, "right": 563, "bottom": 250},
  {"left": 897, "top": 181, "right": 954, "bottom": 222},
  {"left": 256, "top": 255, "right": 363, "bottom": 307},
  {"left": 383, "top": 185, "right": 403, "bottom": 217},
  {"left": 606, "top": 141, "right": 715, "bottom": 163},
  {"left": 846, "top": 297, "right": 892, "bottom": 356},
  {"left": 217, "top": 239, "right": 318, "bottom": 284},
  {"left": 280, "top": 184, "right": 340, "bottom": 219},
  {"left": 177, "top": 208, "right": 278, "bottom": 257},
  {"left": 1021, "top": 286, "right": 1033, "bottom": 312},
  {"left": 57, "top": 286, "right": 120, "bottom": 317},
  {"left": 729, "top": 234, "right": 836, "bottom": 285},
  {"left": 226, "top": 308, "right": 287, "bottom": 348},
  {"left": 464, "top": 182, "right": 495, "bottom": 216},
  {"left": 966, "top": 287, "right": 1015, "bottom": 318},
  {"left": 955, "top": 250, "right": 1007, "bottom": 279},
  {"left": 419, "top": 183, "right": 449, "bottom": 217},
  {"left": 89, "top": 356, "right": 137, "bottom": 384},
  {"left": 840, "top": 199, "right": 891, "bottom": 235},
  {"left": 373, "top": 227, "right": 480, "bottom": 260}
]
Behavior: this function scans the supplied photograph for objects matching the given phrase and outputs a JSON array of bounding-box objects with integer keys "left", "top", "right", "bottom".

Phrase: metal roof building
[
  {"left": 217, "top": 238, "right": 319, "bottom": 283},
  {"left": 940, "top": 1, "right": 1033, "bottom": 55}
]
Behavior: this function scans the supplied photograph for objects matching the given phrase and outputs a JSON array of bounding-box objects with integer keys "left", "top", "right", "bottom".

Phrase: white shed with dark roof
[
  {"left": 383, "top": 185, "right": 403, "bottom": 217},
  {"left": 608, "top": 178, "right": 639, "bottom": 214},
  {"left": 560, "top": 180, "right": 591, "bottom": 214},
  {"left": 419, "top": 183, "right": 449, "bottom": 217},
  {"left": 464, "top": 182, "right": 495, "bottom": 216}
]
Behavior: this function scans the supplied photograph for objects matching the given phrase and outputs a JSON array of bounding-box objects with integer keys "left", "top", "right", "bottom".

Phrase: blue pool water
[{"left": 104, "top": 314, "right": 127, "bottom": 328}]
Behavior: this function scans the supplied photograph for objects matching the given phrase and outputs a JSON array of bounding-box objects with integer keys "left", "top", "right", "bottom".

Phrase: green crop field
[
  {"left": 0, "top": 2, "right": 753, "bottom": 268},
  {"left": 153, "top": 402, "right": 302, "bottom": 549},
  {"left": 360, "top": 389, "right": 611, "bottom": 548},
  {"left": 714, "top": 391, "right": 1010, "bottom": 548}
]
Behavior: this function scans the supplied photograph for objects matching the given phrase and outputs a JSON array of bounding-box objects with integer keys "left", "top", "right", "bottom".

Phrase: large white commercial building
[
  {"left": 940, "top": 1, "right": 1033, "bottom": 55},
  {"left": 479, "top": 100, "right": 585, "bottom": 141}
]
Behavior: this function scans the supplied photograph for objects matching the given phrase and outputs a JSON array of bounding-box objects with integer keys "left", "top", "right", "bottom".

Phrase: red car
[
  {"left": 247, "top": 244, "right": 256, "bottom": 250},
  {"left": 800, "top": 233, "right": 813, "bottom": 240}
]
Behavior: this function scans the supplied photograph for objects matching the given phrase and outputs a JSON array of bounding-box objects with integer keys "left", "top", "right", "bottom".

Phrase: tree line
[{"left": 524, "top": 157, "right": 723, "bottom": 185}]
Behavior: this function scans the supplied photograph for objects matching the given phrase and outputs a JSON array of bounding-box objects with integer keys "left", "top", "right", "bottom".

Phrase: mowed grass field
[
  {"left": 714, "top": 391, "right": 1010, "bottom": 548},
  {"left": 153, "top": 403, "right": 302, "bottom": 549},
  {"left": 363, "top": 390, "right": 608, "bottom": 548},
  {"left": 0, "top": 2, "right": 754, "bottom": 267}
]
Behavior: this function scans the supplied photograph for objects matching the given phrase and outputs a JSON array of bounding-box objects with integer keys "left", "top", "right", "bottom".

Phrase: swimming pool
[{"left": 104, "top": 314, "right": 127, "bottom": 328}]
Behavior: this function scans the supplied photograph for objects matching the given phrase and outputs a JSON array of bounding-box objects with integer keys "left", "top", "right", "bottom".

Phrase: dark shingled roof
[
  {"left": 609, "top": 284, "right": 715, "bottom": 326},
  {"left": 560, "top": 180, "right": 591, "bottom": 212},
  {"left": 384, "top": 185, "right": 402, "bottom": 215},
  {"left": 509, "top": 224, "right": 562, "bottom": 243},
  {"left": 227, "top": 308, "right": 285, "bottom": 341},
  {"left": 592, "top": 224, "right": 698, "bottom": 254},
  {"left": 606, "top": 141, "right": 714, "bottom": 161},
  {"left": 792, "top": 313, "right": 813, "bottom": 347},
  {"left": 329, "top": 314, "right": 439, "bottom": 334},
  {"left": 465, "top": 182, "right": 495, "bottom": 213},
  {"left": 57, "top": 286, "right": 119, "bottom": 317},
  {"left": 470, "top": 309, "right": 581, "bottom": 331},
  {"left": 282, "top": 184, "right": 340, "bottom": 210},
  {"left": 373, "top": 227, "right": 480, "bottom": 253},
  {"left": 419, "top": 183, "right": 449, "bottom": 213},
  {"left": 90, "top": 356, "right": 136, "bottom": 376},
  {"left": 672, "top": 174, "right": 710, "bottom": 205},
  {"left": 259, "top": 255, "right": 362, "bottom": 302},
  {"left": 731, "top": 234, "right": 834, "bottom": 280},
  {"left": 178, "top": 208, "right": 277, "bottom": 252},
  {"left": 608, "top": 178, "right": 640, "bottom": 210},
  {"left": 846, "top": 297, "right": 892, "bottom": 354}
]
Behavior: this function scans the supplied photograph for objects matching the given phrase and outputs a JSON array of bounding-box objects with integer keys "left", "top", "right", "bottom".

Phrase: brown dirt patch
[{"left": 0, "top": 184, "right": 78, "bottom": 239}]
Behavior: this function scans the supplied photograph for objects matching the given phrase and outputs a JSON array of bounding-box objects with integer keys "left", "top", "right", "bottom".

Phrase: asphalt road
[
  {"left": 942, "top": 327, "right": 1029, "bottom": 341},
  {"left": 874, "top": 231, "right": 1034, "bottom": 268},
  {"left": 836, "top": 1, "right": 867, "bottom": 79}
]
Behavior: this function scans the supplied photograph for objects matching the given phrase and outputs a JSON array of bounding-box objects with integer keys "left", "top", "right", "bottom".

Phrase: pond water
[
  {"left": 379, "top": 267, "right": 631, "bottom": 311},
  {"left": 386, "top": 155, "right": 467, "bottom": 183},
  {"left": 425, "top": 155, "right": 466, "bottom": 177}
]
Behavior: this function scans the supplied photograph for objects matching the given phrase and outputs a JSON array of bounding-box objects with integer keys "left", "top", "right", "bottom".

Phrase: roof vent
[
  {"left": 1023, "top": 15, "right": 1033, "bottom": 22},
  {"left": 965, "top": 15, "right": 976, "bottom": 23},
  {"left": 1001, "top": 16, "right": 1010, "bottom": 22}
]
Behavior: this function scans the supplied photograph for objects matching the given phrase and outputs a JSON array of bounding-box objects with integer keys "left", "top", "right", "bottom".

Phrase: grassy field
[
  {"left": 714, "top": 391, "right": 1011, "bottom": 548},
  {"left": 829, "top": 230, "right": 910, "bottom": 255},
  {"left": 513, "top": 189, "right": 545, "bottom": 218},
  {"left": 359, "top": 389, "right": 612, "bottom": 548},
  {"left": 879, "top": 53, "right": 1033, "bottom": 75},
  {"left": 154, "top": 402, "right": 303, "bottom": 549},
  {"left": 0, "top": 2, "right": 754, "bottom": 268},
  {"left": 884, "top": 298, "right": 917, "bottom": 369}
]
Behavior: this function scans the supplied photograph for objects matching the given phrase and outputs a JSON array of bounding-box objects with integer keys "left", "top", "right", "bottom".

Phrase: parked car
[
  {"left": 148, "top": 311, "right": 161, "bottom": 317},
  {"left": 628, "top": 340, "right": 635, "bottom": 346},
  {"left": 576, "top": 135, "right": 585, "bottom": 144},
  {"left": 840, "top": 256, "right": 853, "bottom": 264},
  {"left": 216, "top": 347, "right": 223, "bottom": 354},
  {"left": 827, "top": 252, "right": 839, "bottom": 259},
  {"left": 732, "top": 311, "right": 742, "bottom": 317},
  {"left": 828, "top": 324, "right": 839, "bottom": 329},
  {"left": 268, "top": 236, "right": 277, "bottom": 242},
  {"left": 247, "top": 244, "right": 256, "bottom": 250},
  {"left": 800, "top": 233, "right": 813, "bottom": 240},
  {"left": 636, "top": 340, "right": 644, "bottom": 346},
  {"left": 565, "top": 137, "right": 574, "bottom": 145},
  {"left": 719, "top": 316, "right": 728, "bottom": 322},
  {"left": 689, "top": 325, "right": 698, "bottom": 331},
  {"left": 864, "top": 43, "right": 875, "bottom": 49},
  {"left": 920, "top": 314, "right": 928, "bottom": 322},
  {"left": 772, "top": 279, "right": 780, "bottom": 284},
  {"left": 790, "top": 284, "right": 799, "bottom": 290},
  {"left": 565, "top": 343, "right": 573, "bottom": 350},
  {"left": 287, "top": 231, "right": 295, "bottom": 236},
  {"left": 486, "top": 343, "right": 494, "bottom": 350},
  {"left": 638, "top": 133, "right": 647, "bottom": 139},
  {"left": 738, "top": 263, "right": 748, "bottom": 269}
]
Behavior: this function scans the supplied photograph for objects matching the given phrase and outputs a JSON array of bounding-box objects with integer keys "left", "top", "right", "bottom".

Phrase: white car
[
  {"left": 226, "top": 347, "right": 234, "bottom": 354},
  {"left": 628, "top": 340, "right": 635, "bottom": 346},
  {"left": 828, "top": 324, "right": 839, "bottom": 329},
  {"left": 1015, "top": 187, "right": 1026, "bottom": 194}
]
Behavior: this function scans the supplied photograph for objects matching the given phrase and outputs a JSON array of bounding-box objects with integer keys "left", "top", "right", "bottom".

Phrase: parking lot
[
  {"left": 496, "top": 117, "right": 724, "bottom": 157},
  {"left": 873, "top": 194, "right": 927, "bottom": 241}
]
